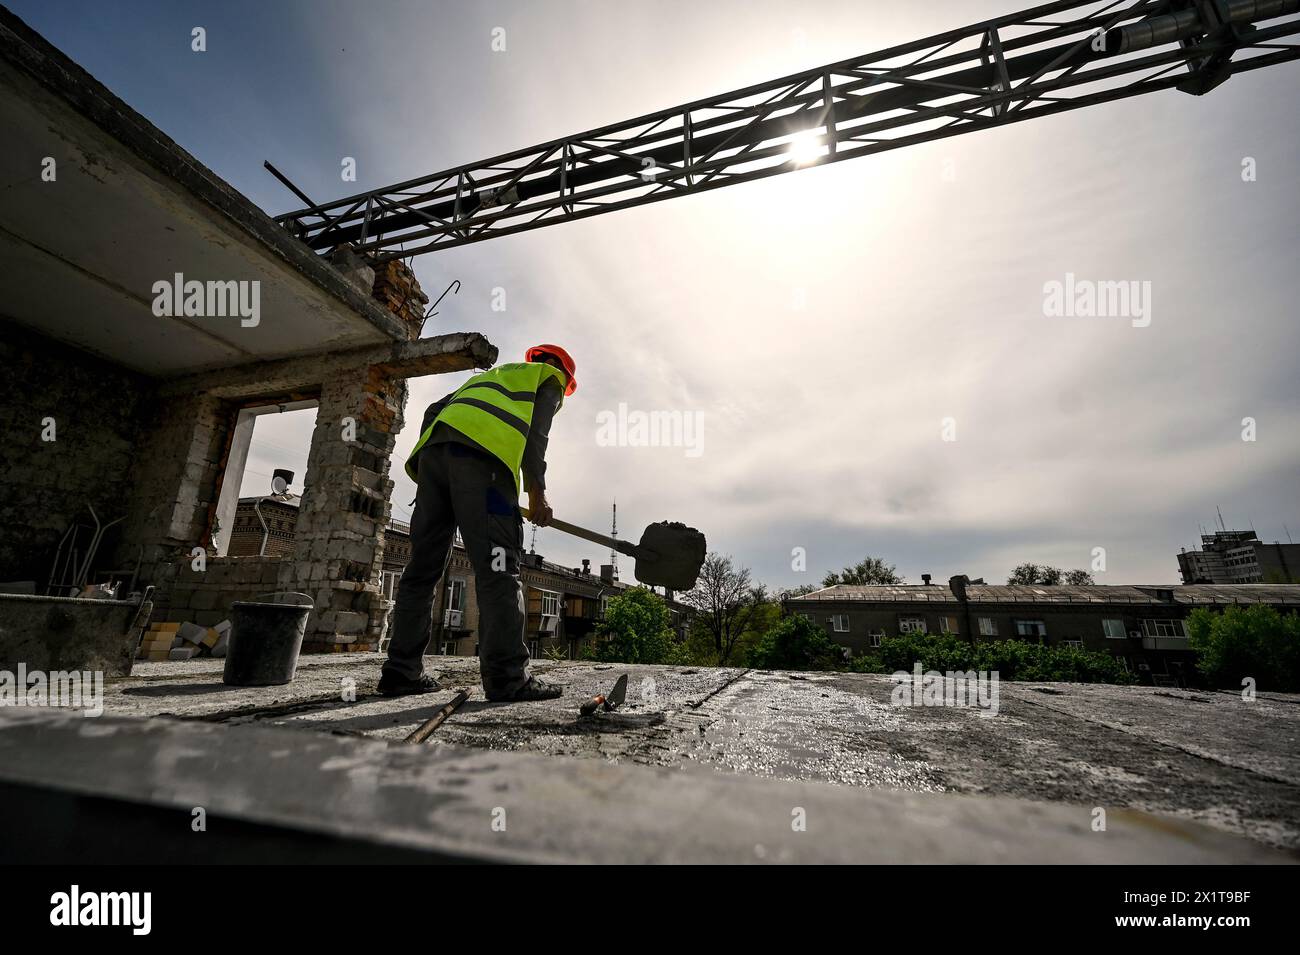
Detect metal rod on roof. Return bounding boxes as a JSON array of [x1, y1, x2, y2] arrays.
[[264, 160, 318, 211]]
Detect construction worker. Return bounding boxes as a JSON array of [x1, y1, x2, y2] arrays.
[[379, 344, 577, 702]]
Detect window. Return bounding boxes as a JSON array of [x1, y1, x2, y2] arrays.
[[869, 630, 884, 648], [1015, 620, 1047, 638], [1061, 639, 1084, 648], [382, 570, 401, 601], [978, 617, 997, 637], [215, 403, 318, 556], [800, 612, 814, 622], [439, 639, 457, 655], [539, 590, 560, 616], [528, 639, 540, 658], [937, 616, 958, 634], [447, 577, 467, 612], [832, 614, 850, 632], [899, 616, 927, 634], [1143, 619, 1186, 638], [1102, 618, 1127, 640], [599, 594, 610, 617]]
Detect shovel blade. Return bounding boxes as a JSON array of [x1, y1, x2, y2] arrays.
[[632, 521, 707, 591]]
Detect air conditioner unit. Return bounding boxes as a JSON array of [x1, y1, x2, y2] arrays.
[[443, 609, 464, 629], [540, 615, 559, 633]]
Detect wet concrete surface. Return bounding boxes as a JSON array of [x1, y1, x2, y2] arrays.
[[106, 655, 1300, 852], [5, 707, 1284, 864]]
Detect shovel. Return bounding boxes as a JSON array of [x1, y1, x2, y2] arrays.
[[523, 508, 706, 591]]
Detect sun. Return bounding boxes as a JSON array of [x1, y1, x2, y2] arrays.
[[787, 129, 827, 166]]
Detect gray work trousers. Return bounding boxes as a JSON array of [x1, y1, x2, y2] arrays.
[[384, 441, 531, 700]]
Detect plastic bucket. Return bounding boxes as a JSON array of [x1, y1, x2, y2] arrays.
[[223, 593, 313, 687]]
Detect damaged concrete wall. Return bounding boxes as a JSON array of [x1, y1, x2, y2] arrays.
[[1, 246, 491, 654], [115, 391, 230, 574], [0, 319, 150, 587], [127, 259, 478, 652]]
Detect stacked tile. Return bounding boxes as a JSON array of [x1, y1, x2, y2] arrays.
[[137, 622, 179, 660]]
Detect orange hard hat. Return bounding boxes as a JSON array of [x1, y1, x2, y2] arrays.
[[525, 343, 577, 395]]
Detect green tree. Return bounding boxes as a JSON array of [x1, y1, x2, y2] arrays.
[[776, 583, 819, 598], [684, 599, 779, 666], [749, 615, 847, 671], [680, 553, 767, 666], [822, 556, 902, 586], [1009, 563, 1058, 585], [1186, 604, 1300, 692], [1007, 564, 1092, 585], [586, 587, 686, 665]]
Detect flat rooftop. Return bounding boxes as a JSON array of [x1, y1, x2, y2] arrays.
[[2, 656, 1295, 863], [795, 583, 1300, 605]]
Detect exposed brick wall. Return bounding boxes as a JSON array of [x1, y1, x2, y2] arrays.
[[371, 259, 429, 336], [159, 557, 284, 627], [0, 321, 151, 586], [287, 368, 408, 652]]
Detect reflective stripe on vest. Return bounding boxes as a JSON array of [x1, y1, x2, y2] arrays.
[[404, 362, 567, 491]]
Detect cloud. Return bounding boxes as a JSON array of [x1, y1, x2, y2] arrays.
[[25, 0, 1294, 585]]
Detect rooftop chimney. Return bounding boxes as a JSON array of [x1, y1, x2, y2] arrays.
[[600, 564, 615, 584], [922, 573, 932, 585], [582, 559, 591, 575]]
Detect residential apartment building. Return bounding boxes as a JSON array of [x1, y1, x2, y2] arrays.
[[1177, 529, 1300, 584], [233, 497, 688, 658], [785, 576, 1300, 684]]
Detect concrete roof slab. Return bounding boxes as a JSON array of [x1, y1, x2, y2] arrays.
[[0, 704, 1287, 864], [80, 655, 1300, 856], [0, 8, 413, 377]]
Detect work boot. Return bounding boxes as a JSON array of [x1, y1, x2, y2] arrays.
[[377, 671, 441, 697], [495, 677, 563, 702]]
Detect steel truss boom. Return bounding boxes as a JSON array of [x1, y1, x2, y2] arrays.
[[275, 0, 1300, 261]]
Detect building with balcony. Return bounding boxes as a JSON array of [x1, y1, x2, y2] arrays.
[[1178, 529, 1300, 584], [785, 578, 1300, 685]]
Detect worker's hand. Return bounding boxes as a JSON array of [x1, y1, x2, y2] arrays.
[[528, 491, 553, 527]]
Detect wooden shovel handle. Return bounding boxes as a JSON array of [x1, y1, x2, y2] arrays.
[[522, 508, 638, 558]]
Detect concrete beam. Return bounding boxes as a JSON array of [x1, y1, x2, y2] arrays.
[[0, 708, 1285, 864], [158, 332, 498, 400]]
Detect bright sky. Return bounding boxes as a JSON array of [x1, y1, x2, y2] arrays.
[[17, 0, 1299, 586]]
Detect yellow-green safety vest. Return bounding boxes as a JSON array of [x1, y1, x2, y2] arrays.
[[405, 361, 567, 492]]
